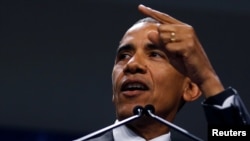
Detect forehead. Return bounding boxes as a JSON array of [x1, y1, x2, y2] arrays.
[[119, 22, 158, 45], [125, 22, 158, 36], [117, 22, 166, 53]]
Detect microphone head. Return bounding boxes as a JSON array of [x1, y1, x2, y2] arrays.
[[144, 104, 155, 115], [133, 106, 144, 116]]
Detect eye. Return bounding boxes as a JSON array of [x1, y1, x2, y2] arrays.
[[117, 52, 131, 61], [150, 51, 162, 58], [149, 50, 169, 61]]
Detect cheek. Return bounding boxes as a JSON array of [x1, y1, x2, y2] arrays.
[[152, 71, 185, 116], [111, 71, 117, 93], [111, 66, 122, 94], [153, 65, 183, 87], [152, 68, 185, 102], [111, 70, 119, 105]]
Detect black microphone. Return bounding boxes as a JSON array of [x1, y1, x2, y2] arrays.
[[73, 106, 144, 141], [144, 105, 204, 141]]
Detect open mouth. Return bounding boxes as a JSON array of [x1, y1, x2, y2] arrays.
[[121, 81, 149, 91]]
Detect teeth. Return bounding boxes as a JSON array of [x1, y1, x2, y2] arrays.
[[127, 84, 144, 89], [123, 82, 147, 91]]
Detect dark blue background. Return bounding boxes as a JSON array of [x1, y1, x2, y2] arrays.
[[1, 0, 250, 140]]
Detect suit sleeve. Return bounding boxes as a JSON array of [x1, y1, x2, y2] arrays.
[[202, 87, 250, 125]]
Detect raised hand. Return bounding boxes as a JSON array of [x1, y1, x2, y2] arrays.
[[138, 4, 224, 97]]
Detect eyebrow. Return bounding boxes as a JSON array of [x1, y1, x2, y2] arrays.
[[116, 43, 162, 54], [116, 44, 134, 54], [146, 43, 160, 50]]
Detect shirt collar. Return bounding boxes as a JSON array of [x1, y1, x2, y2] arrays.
[[113, 120, 171, 141]]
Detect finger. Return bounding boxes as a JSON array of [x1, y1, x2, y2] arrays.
[[138, 4, 183, 24], [160, 32, 181, 44], [148, 31, 161, 46]]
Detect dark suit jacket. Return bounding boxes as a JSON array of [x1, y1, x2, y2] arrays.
[[85, 87, 250, 141], [202, 87, 250, 125]]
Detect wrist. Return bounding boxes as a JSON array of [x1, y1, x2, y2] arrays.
[[199, 74, 224, 98]]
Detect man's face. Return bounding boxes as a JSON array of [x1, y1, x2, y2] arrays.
[[112, 22, 187, 121]]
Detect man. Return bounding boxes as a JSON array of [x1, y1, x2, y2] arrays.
[[84, 4, 250, 141]]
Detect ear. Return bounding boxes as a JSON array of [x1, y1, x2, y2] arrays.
[[183, 78, 202, 102]]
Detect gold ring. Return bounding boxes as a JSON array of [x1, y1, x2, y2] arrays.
[[170, 32, 176, 42]]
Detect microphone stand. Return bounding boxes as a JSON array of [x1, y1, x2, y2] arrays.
[[73, 106, 144, 141], [145, 105, 204, 141]]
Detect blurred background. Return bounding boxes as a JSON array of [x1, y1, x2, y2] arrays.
[[1, 0, 250, 140]]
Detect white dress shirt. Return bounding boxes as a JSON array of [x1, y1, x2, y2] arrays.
[[213, 95, 235, 109], [113, 122, 171, 141]]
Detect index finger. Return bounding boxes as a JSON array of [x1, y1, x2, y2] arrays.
[[138, 4, 183, 24]]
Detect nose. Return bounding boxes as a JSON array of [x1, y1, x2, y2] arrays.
[[123, 55, 147, 74]]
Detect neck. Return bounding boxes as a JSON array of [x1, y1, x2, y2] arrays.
[[126, 116, 171, 140]]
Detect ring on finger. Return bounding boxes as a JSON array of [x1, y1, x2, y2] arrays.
[[170, 32, 176, 42]]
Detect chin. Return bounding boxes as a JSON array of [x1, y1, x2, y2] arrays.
[[116, 104, 138, 120]]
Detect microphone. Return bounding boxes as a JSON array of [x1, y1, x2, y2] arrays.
[[73, 106, 144, 141], [144, 105, 204, 141]]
